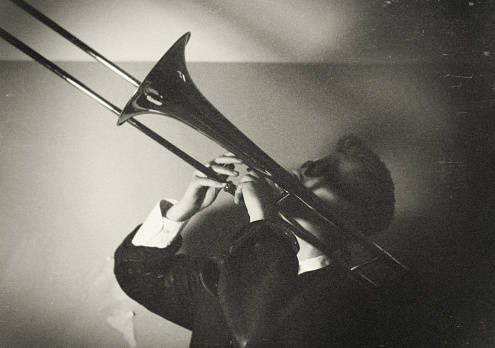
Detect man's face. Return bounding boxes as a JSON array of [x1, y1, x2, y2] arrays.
[[292, 155, 339, 205], [288, 155, 345, 246], [280, 155, 341, 226]]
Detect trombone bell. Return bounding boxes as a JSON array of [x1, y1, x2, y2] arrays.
[[118, 32, 296, 185], [118, 32, 192, 125]]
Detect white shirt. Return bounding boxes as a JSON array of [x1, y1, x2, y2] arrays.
[[132, 200, 330, 275]]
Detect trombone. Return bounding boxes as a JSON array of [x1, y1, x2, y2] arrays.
[[1, 0, 409, 290]]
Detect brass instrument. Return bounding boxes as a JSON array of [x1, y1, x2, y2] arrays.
[[1, 0, 408, 290]]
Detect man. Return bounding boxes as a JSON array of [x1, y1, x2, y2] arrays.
[[114, 135, 399, 347]]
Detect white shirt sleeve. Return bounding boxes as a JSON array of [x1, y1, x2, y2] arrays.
[[131, 199, 188, 248]]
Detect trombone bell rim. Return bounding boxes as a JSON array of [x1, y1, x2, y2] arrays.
[[117, 32, 192, 126]]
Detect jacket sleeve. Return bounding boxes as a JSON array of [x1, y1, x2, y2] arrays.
[[114, 225, 204, 330], [217, 220, 301, 347]]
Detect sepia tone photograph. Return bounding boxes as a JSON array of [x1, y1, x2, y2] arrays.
[[0, 0, 494, 347]]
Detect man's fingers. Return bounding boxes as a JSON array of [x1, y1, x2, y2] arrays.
[[214, 154, 243, 164], [193, 176, 227, 189], [193, 170, 208, 178], [246, 167, 262, 178], [210, 164, 239, 177], [240, 172, 264, 184], [215, 152, 242, 164], [204, 153, 243, 178]]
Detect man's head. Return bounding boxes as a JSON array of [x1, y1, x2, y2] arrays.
[[293, 135, 395, 236]]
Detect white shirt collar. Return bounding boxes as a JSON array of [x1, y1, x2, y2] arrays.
[[298, 254, 331, 275]]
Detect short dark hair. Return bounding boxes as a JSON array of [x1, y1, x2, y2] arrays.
[[327, 135, 395, 235]]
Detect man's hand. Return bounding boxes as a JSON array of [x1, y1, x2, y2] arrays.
[[234, 169, 278, 222], [166, 154, 242, 222]]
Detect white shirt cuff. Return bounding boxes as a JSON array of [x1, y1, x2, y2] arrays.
[[131, 199, 188, 248]]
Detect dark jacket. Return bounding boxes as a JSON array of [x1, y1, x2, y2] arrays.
[[114, 220, 408, 347]]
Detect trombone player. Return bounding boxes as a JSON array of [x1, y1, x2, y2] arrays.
[[114, 135, 408, 347]]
